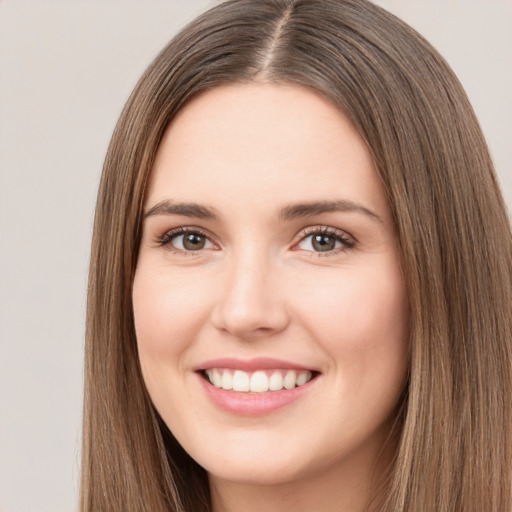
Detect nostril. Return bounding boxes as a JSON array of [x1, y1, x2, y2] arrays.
[[211, 309, 290, 340], [210, 274, 290, 338]]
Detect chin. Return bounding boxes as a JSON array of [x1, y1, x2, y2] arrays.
[[180, 427, 316, 486], [204, 456, 312, 487]]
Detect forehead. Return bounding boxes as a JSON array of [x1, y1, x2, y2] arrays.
[[146, 83, 388, 219]]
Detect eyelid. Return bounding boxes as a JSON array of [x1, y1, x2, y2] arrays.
[[156, 226, 219, 254], [293, 225, 357, 255], [154, 224, 356, 257]]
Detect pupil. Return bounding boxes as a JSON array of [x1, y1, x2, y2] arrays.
[[183, 233, 205, 250], [312, 234, 335, 252]]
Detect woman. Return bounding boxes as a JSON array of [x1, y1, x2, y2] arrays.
[[81, 1, 512, 511]]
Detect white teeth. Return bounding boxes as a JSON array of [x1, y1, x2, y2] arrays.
[[211, 368, 222, 388], [205, 369, 222, 388], [297, 370, 311, 386], [283, 370, 297, 390], [221, 370, 233, 390], [268, 371, 283, 391], [204, 368, 313, 393], [232, 370, 250, 392], [250, 371, 269, 393]]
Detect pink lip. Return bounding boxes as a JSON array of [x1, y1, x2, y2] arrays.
[[195, 357, 315, 372], [194, 357, 319, 416], [197, 375, 316, 416]]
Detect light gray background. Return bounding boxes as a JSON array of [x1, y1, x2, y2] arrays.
[[0, 1, 510, 511]]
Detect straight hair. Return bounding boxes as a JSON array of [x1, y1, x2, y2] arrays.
[[81, 1, 512, 510]]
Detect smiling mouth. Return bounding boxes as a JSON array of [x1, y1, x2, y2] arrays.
[[201, 368, 317, 393]]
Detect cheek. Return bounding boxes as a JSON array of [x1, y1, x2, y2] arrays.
[[132, 264, 211, 358], [293, 260, 408, 381], [131, 263, 213, 419]]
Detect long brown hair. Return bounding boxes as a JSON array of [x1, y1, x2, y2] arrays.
[[81, 1, 512, 510]]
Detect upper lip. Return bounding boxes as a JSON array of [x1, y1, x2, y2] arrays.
[[195, 357, 318, 373]]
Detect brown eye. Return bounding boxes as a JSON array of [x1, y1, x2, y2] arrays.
[[182, 233, 206, 250], [297, 229, 355, 255], [311, 234, 337, 252], [164, 230, 215, 252]]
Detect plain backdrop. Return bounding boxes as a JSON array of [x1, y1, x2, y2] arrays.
[[0, 1, 510, 511]]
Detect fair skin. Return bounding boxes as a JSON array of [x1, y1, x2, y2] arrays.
[[133, 83, 409, 512]]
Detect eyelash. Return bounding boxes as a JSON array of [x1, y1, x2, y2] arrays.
[[298, 226, 356, 256], [155, 226, 357, 257], [156, 227, 212, 251]]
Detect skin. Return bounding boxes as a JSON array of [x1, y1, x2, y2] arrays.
[[133, 83, 409, 512]]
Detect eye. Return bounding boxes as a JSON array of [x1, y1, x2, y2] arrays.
[[158, 227, 216, 253], [296, 228, 356, 254]]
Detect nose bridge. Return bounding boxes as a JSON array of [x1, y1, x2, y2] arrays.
[[212, 242, 289, 338]]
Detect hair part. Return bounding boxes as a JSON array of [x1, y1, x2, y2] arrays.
[[81, 1, 512, 510]]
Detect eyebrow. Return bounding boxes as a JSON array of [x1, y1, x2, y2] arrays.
[[279, 200, 383, 223], [144, 200, 220, 220], [143, 199, 382, 223]]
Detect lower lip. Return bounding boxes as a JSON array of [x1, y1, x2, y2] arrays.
[[197, 373, 316, 416]]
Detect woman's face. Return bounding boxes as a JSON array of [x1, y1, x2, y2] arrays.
[[133, 84, 408, 489]]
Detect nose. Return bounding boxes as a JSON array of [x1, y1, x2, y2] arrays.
[[211, 249, 290, 340]]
